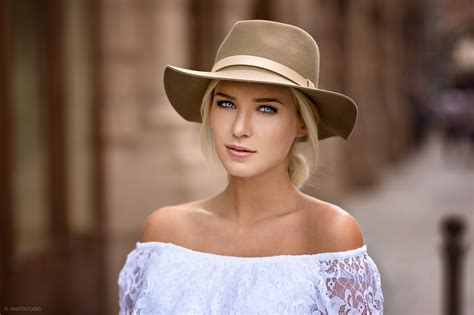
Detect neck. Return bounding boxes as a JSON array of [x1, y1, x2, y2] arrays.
[[217, 161, 304, 226]]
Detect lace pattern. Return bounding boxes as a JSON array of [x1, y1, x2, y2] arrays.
[[318, 254, 383, 313], [118, 245, 158, 313], [118, 242, 383, 314]]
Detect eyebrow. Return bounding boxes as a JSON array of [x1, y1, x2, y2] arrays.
[[214, 92, 236, 100], [253, 98, 284, 105], [214, 92, 284, 105]]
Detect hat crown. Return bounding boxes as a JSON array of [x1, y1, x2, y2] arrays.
[[214, 20, 320, 87]]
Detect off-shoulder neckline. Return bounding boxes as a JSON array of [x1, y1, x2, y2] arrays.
[[135, 241, 367, 262]]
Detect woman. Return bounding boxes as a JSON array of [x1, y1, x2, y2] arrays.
[[119, 20, 384, 314]]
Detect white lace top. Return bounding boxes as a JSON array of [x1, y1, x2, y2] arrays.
[[118, 242, 383, 314]]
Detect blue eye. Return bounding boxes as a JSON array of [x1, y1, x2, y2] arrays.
[[259, 105, 277, 114], [217, 100, 235, 109]]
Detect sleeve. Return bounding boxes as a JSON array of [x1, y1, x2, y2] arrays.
[[118, 245, 155, 315], [318, 253, 384, 314]]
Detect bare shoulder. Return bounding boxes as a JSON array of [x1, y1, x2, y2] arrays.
[[139, 200, 204, 243], [301, 196, 364, 253]]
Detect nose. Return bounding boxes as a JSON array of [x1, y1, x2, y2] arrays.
[[232, 109, 252, 138]]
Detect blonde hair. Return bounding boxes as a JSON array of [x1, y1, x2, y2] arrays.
[[199, 80, 320, 188]]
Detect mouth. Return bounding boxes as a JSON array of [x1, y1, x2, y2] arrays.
[[225, 145, 257, 158]]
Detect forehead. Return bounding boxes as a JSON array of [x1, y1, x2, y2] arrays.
[[214, 81, 294, 101]]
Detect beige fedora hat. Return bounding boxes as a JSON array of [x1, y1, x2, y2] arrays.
[[164, 20, 358, 140]]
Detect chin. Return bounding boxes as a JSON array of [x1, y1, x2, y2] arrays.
[[222, 164, 257, 178], [222, 160, 279, 179]]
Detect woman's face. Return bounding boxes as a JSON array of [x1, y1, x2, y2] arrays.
[[210, 81, 307, 178]]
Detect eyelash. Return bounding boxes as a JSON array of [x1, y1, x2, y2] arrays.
[[216, 100, 234, 109], [216, 100, 278, 114], [259, 105, 278, 114]]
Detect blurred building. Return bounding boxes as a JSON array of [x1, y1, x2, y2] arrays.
[[1, 0, 470, 314], [438, 0, 474, 85]]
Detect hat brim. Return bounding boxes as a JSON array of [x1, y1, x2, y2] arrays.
[[164, 65, 358, 140]]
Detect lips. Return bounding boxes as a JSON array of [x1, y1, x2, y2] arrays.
[[225, 144, 257, 158], [225, 144, 257, 153]]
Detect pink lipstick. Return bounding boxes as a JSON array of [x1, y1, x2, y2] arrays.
[[225, 144, 257, 158]]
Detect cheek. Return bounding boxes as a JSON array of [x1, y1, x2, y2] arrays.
[[257, 115, 297, 141], [210, 107, 223, 137], [256, 117, 297, 158]]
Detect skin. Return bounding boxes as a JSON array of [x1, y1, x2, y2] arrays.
[[209, 81, 307, 225], [141, 81, 363, 257]]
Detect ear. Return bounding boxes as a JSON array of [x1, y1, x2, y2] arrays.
[[295, 120, 308, 138]]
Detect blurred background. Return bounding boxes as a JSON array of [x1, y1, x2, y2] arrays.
[[0, 0, 473, 314]]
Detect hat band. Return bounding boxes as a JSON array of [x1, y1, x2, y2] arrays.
[[212, 55, 315, 88]]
